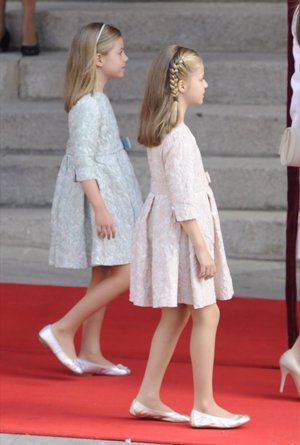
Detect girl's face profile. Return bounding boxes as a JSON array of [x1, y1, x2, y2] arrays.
[[98, 37, 128, 79], [181, 64, 208, 106]]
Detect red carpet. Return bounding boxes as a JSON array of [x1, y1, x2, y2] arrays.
[[0, 283, 299, 445]]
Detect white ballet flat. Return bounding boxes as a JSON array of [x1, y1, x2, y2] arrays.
[[279, 349, 300, 395], [129, 399, 190, 423], [38, 324, 83, 375], [190, 409, 250, 429], [76, 358, 131, 376]]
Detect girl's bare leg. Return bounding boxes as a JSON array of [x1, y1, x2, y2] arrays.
[[190, 304, 235, 417], [136, 305, 190, 411], [52, 263, 129, 360], [0, 0, 6, 38], [79, 266, 115, 366], [21, 0, 37, 45]]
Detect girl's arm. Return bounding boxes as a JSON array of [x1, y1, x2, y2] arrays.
[[80, 179, 105, 210], [163, 132, 216, 280], [81, 180, 116, 240], [180, 219, 216, 280], [69, 96, 115, 239]]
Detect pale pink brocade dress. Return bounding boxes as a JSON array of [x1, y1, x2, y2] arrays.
[[130, 122, 234, 309]]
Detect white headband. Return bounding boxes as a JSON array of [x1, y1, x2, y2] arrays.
[[96, 24, 106, 43]]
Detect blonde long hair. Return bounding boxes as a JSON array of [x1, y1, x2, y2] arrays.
[[137, 45, 203, 148], [64, 22, 121, 112]]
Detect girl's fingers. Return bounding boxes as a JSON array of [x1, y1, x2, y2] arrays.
[[199, 266, 206, 278], [105, 224, 111, 239], [205, 268, 211, 280], [108, 224, 116, 240], [108, 225, 115, 240], [200, 265, 216, 280], [98, 223, 116, 240], [199, 262, 217, 280], [100, 225, 107, 238]]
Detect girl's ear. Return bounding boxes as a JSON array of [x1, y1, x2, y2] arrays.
[[96, 52, 104, 68], [177, 79, 186, 94]]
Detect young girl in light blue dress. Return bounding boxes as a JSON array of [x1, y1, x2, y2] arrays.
[[39, 22, 143, 376]]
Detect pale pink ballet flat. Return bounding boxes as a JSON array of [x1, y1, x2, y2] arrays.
[[38, 324, 83, 375], [77, 358, 131, 376], [279, 349, 300, 395], [129, 399, 190, 422], [190, 409, 250, 429]]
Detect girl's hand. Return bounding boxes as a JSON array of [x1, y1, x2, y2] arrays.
[[195, 246, 216, 280], [94, 206, 116, 240]]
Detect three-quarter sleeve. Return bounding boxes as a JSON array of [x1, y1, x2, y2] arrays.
[[290, 6, 300, 129], [68, 96, 101, 182], [162, 129, 198, 222]]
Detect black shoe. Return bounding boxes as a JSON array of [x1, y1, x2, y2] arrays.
[[0, 29, 11, 52], [21, 42, 40, 56]]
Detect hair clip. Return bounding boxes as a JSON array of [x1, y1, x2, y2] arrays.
[[96, 23, 106, 43]]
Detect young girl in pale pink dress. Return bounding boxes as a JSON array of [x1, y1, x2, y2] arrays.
[[129, 45, 250, 429]]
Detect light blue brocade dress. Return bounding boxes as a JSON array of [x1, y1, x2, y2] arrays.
[[49, 92, 143, 268]]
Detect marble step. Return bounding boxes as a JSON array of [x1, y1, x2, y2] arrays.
[[0, 153, 286, 210], [0, 100, 285, 157], [0, 207, 286, 261], [0, 51, 286, 105], [5, 1, 286, 52]]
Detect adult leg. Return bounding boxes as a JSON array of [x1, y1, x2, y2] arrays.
[[279, 334, 300, 393], [52, 263, 130, 360], [190, 304, 235, 417], [21, 0, 37, 45], [136, 305, 190, 412]]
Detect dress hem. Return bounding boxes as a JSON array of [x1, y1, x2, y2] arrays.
[[49, 260, 130, 269], [129, 294, 234, 310]]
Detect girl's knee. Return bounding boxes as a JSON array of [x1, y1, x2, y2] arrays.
[[181, 304, 191, 324], [111, 264, 129, 280], [177, 305, 190, 328], [110, 264, 130, 290], [161, 305, 190, 329], [91, 265, 111, 283], [192, 303, 220, 326]]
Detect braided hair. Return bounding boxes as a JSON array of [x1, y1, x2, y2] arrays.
[[167, 51, 187, 131], [138, 45, 203, 147], [168, 56, 186, 101]]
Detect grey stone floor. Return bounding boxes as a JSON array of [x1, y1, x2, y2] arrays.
[[1, 245, 299, 445], [1, 245, 299, 299]]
